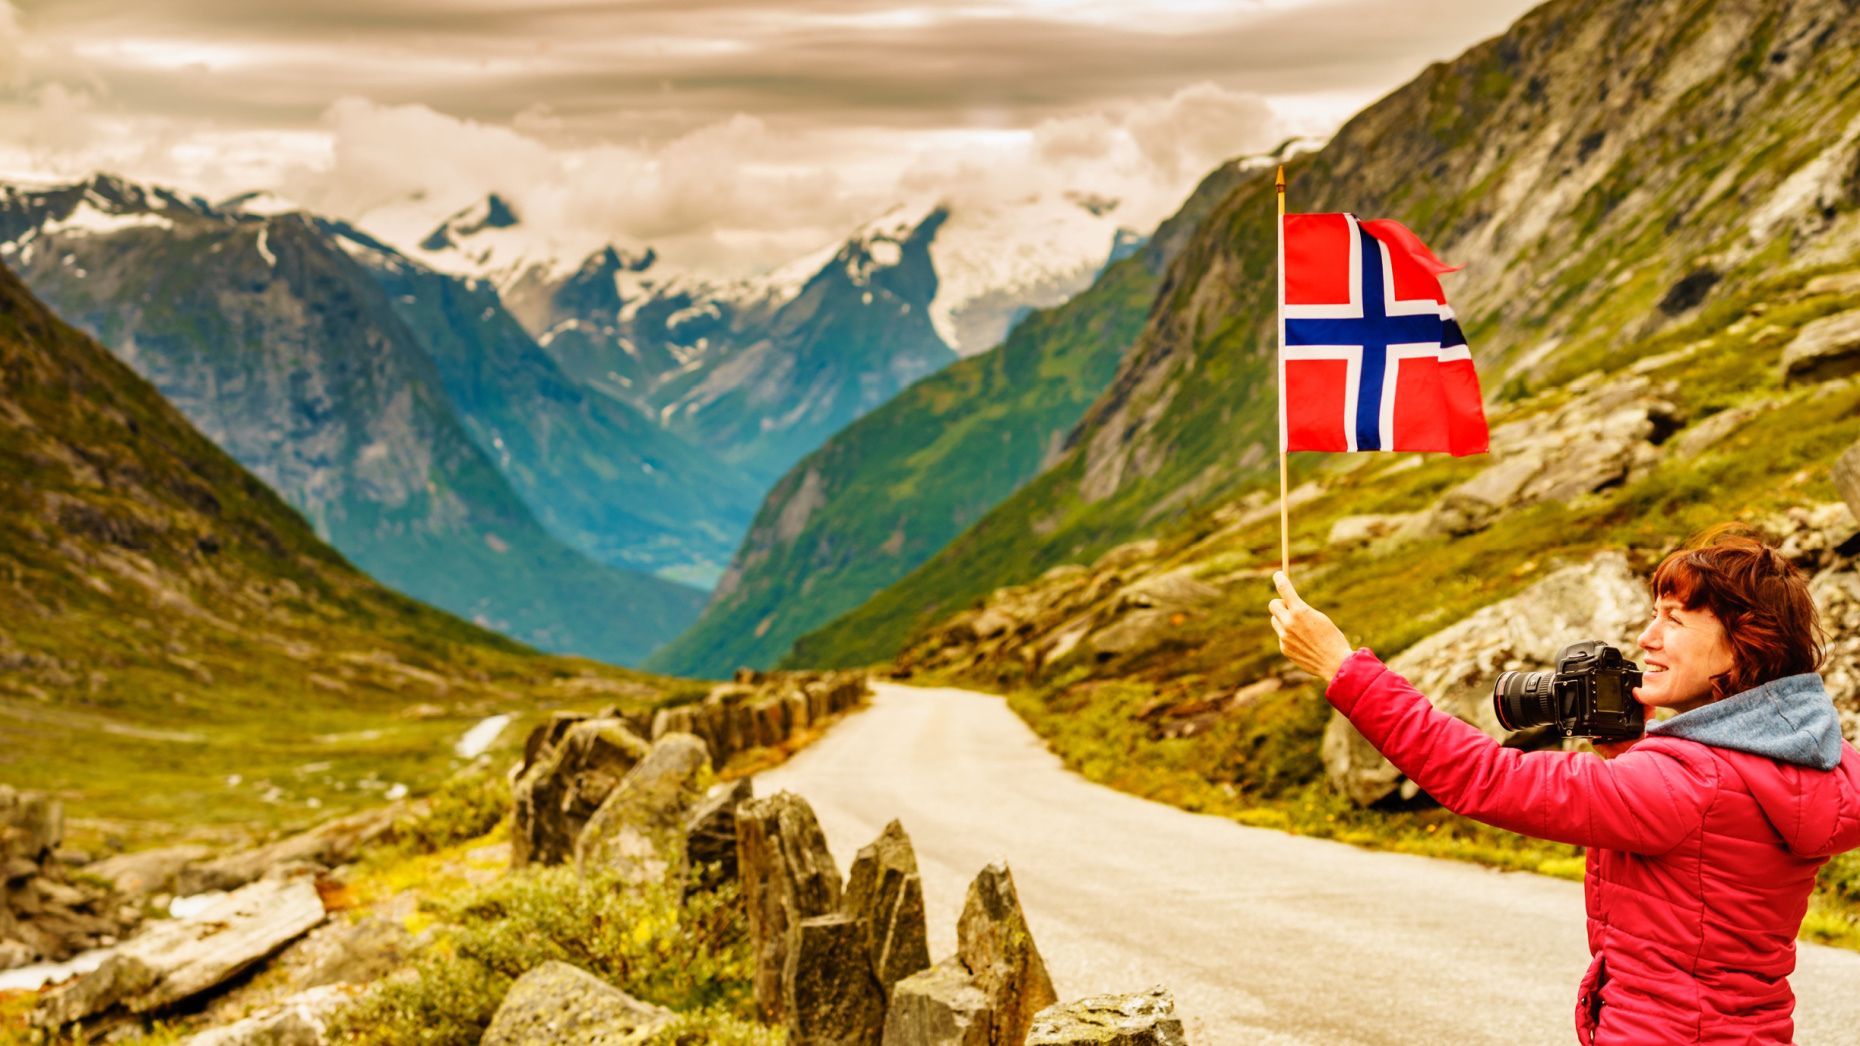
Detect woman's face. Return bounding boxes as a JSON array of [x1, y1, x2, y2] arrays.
[[1633, 597, 1736, 714]]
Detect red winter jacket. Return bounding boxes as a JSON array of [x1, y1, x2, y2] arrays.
[[1327, 649, 1860, 1044]]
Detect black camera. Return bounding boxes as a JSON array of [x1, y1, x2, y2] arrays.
[[1492, 640, 1644, 743]]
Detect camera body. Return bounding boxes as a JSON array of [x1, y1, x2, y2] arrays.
[[1492, 640, 1644, 743]]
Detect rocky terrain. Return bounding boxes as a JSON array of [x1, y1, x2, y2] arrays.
[[1, 670, 1191, 1045], [793, 0, 1860, 670]]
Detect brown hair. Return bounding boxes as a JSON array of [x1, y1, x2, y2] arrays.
[[1649, 523, 1826, 701]]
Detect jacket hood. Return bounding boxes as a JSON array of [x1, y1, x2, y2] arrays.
[[1647, 672, 1842, 770], [1648, 672, 1860, 858]]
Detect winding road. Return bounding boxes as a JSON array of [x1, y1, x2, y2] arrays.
[[762, 681, 1860, 1044]]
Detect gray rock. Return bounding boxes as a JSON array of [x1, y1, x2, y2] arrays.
[[481, 960, 673, 1046], [1667, 404, 1763, 459], [511, 717, 651, 867], [789, 914, 888, 1045], [574, 733, 711, 886], [1323, 552, 1649, 806], [36, 878, 326, 1028], [0, 787, 63, 864], [1811, 567, 1860, 739], [845, 821, 932, 999], [0, 938, 35, 971], [1782, 310, 1860, 385], [1427, 377, 1680, 535], [183, 984, 355, 1046], [883, 958, 992, 1046], [685, 777, 753, 889], [82, 845, 214, 899], [737, 792, 844, 1026], [1327, 514, 1422, 549], [1837, 441, 1860, 527], [176, 806, 399, 895], [956, 863, 1057, 1046], [1026, 987, 1188, 1046]]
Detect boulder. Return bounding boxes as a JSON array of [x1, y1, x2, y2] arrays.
[[788, 914, 888, 1045], [511, 717, 651, 867], [0, 788, 63, 864], [1323, 552, 1649, 806], [883, 958, 993, 1046], [1326, 514, 1422, 550], [183, 983, 355, 1046], [736, 792, 843, 1025], [82, 845, 213, 898], [685, 777, 753, 889], [1811, 567, 1860, 739], [36, 877, 326, 1028], [481, 960, 673, 1046], [844, 821, 931, 998], [1837, 441, 1860, 527], [176, 806, 400, 895], [1666, 404, 1765, 460], [575, 733, 711, 886], [956, 863, 1057, 1046], [1781, 310, 1860, 385], [1026, 987, 1188, 1046]]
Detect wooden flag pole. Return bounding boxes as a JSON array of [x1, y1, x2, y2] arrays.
[[1276, 164, 1289, 578]]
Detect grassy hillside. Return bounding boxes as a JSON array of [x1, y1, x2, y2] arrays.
[[789, 0, 1860, 669], [0, 261, 702, 846]]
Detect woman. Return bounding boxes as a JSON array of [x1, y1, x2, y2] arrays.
[[1268, 526, 1860, 1044]]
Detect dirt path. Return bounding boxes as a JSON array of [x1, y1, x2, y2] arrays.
[[762, 681, 1860, 1044]]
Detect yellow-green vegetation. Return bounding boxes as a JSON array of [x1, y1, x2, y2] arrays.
[[327, 865, 767, 1046], [905, 262, 1860, 948]]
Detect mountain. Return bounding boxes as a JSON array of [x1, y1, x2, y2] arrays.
[[0, 176, 703, 664], [788, 0, 1860, 669], [0, 260, 685, 830], [307, 218, 761, 586], [644, 157, 1260, 677], [420, 191, 1139, 487]]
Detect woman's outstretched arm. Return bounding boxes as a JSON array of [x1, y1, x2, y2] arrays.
[[1270, 572, 1713, 854]]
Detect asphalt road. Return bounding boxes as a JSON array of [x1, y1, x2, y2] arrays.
[[761, 681, 1860, 1044]]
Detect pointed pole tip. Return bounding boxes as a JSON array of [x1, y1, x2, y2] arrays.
[[1275, 165, 1286, 191]]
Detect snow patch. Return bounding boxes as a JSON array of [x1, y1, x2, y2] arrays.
[[254, 226, 276, 268], [40, 200, 174, 238]]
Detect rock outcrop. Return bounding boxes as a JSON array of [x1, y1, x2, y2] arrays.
[[511, 716, 652, 867], [1781, 310, 1860, 385], [844, 820, 932, 998], [1026, 988, 1188, 1046], [481, 960, 673, 1046], [1323, 552, 1649, 806], [575, 733, 712, 886], [1837, 440, 1860, 525], [182, 983, 356, 1046], [2, 787, 140, 971], [885, 862, 1056, 1046], [736, 792, 846, 1029], [1426, 376, 1682, 537]]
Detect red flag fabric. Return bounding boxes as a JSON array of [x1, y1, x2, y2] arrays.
[[1279, 212, 1488, 456]]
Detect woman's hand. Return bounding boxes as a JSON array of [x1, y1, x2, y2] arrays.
[[1268, 571, 1356, 683]]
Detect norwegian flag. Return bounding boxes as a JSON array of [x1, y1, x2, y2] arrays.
[[1279, 212, 1488, 456]]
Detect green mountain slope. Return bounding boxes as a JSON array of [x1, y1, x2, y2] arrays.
[[0, 262, 693, 837], [790, 0, 1860, 669], [646, 160, 1253, 678]]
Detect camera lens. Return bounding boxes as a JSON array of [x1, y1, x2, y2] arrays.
[[1493, 670, 1559, 731]]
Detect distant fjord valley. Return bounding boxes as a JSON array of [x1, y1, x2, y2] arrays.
[[0, 172, 1146, 668]]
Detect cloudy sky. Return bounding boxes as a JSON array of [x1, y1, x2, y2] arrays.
[[0, 0, 1542, 276]]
